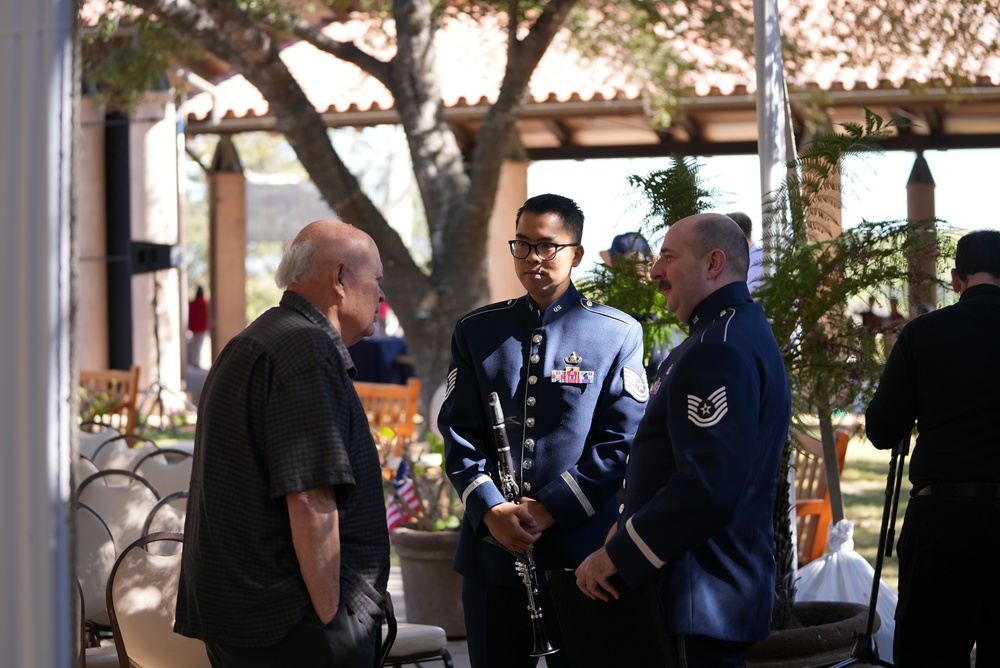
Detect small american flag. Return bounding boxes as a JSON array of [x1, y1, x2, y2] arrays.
[[386, 459, 420, 533]]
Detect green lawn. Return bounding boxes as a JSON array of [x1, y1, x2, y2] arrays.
[[839, 436, 910, 593]]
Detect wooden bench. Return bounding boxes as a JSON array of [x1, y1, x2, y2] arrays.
[[794, 429, 851, 567]]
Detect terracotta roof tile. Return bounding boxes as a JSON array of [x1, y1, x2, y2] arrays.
[[181, 11, 1000, 126]]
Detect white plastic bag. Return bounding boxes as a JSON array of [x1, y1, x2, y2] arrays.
[[796, 519, 897, 662]]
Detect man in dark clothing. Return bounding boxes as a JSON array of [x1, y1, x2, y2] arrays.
[[865, 229, 1000, 666], [576, 213, 791, 667], [175, 220, 390, 668]]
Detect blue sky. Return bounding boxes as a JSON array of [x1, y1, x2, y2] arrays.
[[528, 148, 1000, 277]]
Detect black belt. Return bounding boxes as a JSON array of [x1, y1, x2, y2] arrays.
[[914, 483, 1000, 499]]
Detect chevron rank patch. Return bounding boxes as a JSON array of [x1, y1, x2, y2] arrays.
[[687, 386, 728, 427], [444, 368, 457, 400], [622, 366, 649, 402]]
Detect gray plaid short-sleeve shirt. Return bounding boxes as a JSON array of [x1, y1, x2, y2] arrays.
[[175, 291, 390, 646]]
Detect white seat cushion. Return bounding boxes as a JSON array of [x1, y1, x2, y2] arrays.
[[389, 622, 447, 657]]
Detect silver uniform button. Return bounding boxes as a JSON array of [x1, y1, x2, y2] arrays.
[[528, 375, 537, 385], [522, 459, 533, 470], [523, 482, 532, 492], [622, 479, 626, 488], [525, 417, 535, 428], [619, 504, 625, 514], [530, 354, 540, 364], [524, 438, 535, 449], [526, 397, 536, 406], [532, 334, 543, 344], [626, 454, 630, 464]]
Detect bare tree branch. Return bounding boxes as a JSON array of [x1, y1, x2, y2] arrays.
[[291, 19, 392, 87]]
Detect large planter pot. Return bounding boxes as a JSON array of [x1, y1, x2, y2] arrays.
[[392, 527, 466, 638], [746, 601, 878, 668]]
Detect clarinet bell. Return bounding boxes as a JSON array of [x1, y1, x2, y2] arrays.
[[530, 619, 558, 657]]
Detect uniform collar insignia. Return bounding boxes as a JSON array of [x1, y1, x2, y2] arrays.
[[564, 351, 582, 365]]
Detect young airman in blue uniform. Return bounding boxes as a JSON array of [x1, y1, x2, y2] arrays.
[[438, 194, 648, 667], [577, 213, 790, 667]]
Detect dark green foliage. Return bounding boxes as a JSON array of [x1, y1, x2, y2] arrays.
[[82, 9, 198, 110], [626, 156, 718, 227]]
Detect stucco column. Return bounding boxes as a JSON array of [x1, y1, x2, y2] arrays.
[[130, 91, 183, 402], [487, 160, 528, 302], [208, 136, 247, 360], [906, 152, 937, 316], [79, 98, 110, 370]]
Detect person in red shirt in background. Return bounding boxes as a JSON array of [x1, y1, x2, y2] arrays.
[[188, 285, 209, 369]]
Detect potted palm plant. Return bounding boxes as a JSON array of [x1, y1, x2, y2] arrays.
[[580, 111, 952, 663]]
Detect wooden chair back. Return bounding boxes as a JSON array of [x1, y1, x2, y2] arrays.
[[79, 367, 141, 435], [354, 377, 422, 450], [794, 429, 851, 566]]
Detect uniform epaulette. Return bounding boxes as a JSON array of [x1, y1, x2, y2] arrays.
[[458, 297, 520, 324], [696, 307, 738, 344], [579, 298, 634, 326]]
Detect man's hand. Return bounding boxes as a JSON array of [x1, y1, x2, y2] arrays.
[[575, 547, 620, 602], [521, 498, 555, 532], [482, 502, 541, 553]]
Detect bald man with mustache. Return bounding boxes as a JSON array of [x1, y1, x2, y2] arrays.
[[577, 214, 791, 667]]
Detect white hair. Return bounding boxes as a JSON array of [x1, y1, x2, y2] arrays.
[[274, 237, 319, 289]]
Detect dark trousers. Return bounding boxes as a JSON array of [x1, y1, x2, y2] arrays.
[[462, 577, 569, 668], [205, 606, 375, 668], [676, 634, 754, 668], [893, 494, 1000, 667]]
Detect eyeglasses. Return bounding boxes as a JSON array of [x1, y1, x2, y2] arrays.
[[508, 240, 580, 260]]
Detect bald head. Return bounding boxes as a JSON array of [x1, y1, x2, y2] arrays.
[[684, 213, 750, 282], [650, 213, 752, 323], [276, 220, 370, 289], [276, 220, 384, 344]]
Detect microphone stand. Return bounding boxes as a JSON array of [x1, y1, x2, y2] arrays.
[[830, 436, 909, 667]]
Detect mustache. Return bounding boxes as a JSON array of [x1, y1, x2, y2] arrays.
[[657, 280, 670, 291]]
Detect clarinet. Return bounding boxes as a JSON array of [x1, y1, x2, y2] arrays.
[[486, 392, 558, 657]]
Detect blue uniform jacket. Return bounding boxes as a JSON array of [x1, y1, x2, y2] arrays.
[[606, 281, 790, 642], [438, 283, 648, 587]]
